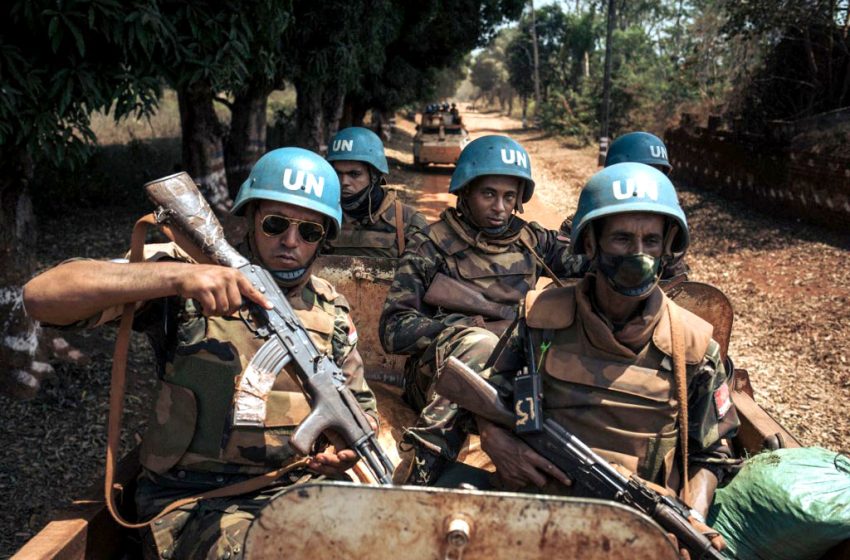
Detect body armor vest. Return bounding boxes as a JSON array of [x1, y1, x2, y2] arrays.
[[139, 276, 340, 475], [329, 188, 407, 258], [428, 210, 539, 305], [524, 283, 713, 490]]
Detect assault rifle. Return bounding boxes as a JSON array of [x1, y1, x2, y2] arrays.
[[435, 356, 728, 560], [144, 172, 395, 484], [423, 272, 517, 322]]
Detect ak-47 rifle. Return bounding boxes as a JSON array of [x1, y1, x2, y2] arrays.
[[423, 272, 517, 322], [144, 172, 395, 484], [435, 356, 729, 560]]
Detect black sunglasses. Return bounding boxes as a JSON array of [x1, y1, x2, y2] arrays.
[[260, 214, 326, 243]]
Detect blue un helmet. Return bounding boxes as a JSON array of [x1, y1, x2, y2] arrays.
[[232, 147, 342, 239], [604, 131, 671, 174], [326, 126, 389, 175], [449, 135, 535, 203], [571, 162, 688, 255]]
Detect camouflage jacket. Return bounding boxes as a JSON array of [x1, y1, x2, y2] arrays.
[[326, 187, 429, 259], [379, 208, 587, 356], [487, 275, 740, 491], [66, 243, 376, 475]]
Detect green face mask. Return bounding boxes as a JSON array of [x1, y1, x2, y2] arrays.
[[596, 251, 662, 297]]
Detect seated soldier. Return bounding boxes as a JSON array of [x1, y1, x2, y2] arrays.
[[478, 163, 739, 545], [379, 134, 587, 485], [23, 148, 378, 560], [326, 126, 428, 258]]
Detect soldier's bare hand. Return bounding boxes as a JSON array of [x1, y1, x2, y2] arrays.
[[171, 264, 271, 316], [478, 417, 572, 490], [306, 429, 364, 477]]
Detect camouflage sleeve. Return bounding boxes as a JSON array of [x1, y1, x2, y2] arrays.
[[378, 232, 451, 355], [404, 208, 430, 238], [527, 221, 589, 279], [331, 294, 377, 417], [687, 340, 741, 481]]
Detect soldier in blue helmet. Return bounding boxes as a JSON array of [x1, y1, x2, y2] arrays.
[[477, 162, 737, 554], [326, 126, 428, 258], [563, 131, 687, 284], [23, 148, 378, 559], [379, 134, 589, 485], [605, 131, 672, 174]]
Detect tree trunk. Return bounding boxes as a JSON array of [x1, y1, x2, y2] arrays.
[[351, 102, 368, 127], [177, 81, 231, 213], [323, 87, 346, 147], [295, 79, 325, 152], [226, 82, 271, 198], [0, 151, 43, 399]]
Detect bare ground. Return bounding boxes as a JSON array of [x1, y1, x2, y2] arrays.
[[2, 109, 849, 556]]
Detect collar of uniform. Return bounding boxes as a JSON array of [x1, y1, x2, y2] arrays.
[[439, 207, 529, 254], [576, 275, 664, 357]]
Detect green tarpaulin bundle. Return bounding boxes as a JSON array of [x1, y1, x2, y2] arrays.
[[708, 447, 850, 560]]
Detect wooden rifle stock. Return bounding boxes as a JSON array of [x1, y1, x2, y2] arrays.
[[434, 357, 515, 427], [424, 273, 517, 322]]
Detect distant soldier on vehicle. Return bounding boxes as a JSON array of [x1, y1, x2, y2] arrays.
[[326, 126, 428, 258], [562, 131, 687, 282], [23, 148, 378, 559], [478, 163, 738, 547], [379, 135, 588, 485]]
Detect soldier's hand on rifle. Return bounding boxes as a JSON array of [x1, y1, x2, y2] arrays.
[[172, 264, 272, 316], [478, 417, 572, 491], [306, 415, 379, 477]]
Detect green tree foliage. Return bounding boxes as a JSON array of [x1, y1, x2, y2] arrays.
[[0, 0, 172, 398], [0, 1, 167, 168], [720, 0, 850, 124], [341, 0, 525, 129]]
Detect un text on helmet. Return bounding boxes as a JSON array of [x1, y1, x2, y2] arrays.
[[612, 177, 658, 201], [500, 148, 528, 168], [332, 139, 354, 152], [649, 145, 668, 160], [282, 168, 325, 197]]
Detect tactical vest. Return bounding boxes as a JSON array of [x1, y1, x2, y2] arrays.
[[428, 210, 539, 305], [524, 283, 713, 490], [329, 188, 407, 258], [139, 276, 341, 475]]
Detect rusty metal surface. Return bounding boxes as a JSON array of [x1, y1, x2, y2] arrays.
[[666, 124, 850, 233], [666, 281, 734, 361], [313, 255, 405, 384], [244, 483, 681, 560]]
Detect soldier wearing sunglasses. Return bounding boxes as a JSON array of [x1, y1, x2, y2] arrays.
[[326, 126, 428, 258], [23, 148, 378, 559]]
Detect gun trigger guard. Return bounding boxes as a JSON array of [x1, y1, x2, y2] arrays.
[[238, 306, 269, 338]]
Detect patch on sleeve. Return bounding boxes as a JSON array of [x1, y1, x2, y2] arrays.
[[346, 314, 358, 345], [714, 383, 731, 418]]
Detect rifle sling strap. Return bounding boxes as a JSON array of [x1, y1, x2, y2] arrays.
[[518, 233, 566, 288], [104, 214, 309, 530], [394, 198, 405, 255], [668, 301, 691, 505]]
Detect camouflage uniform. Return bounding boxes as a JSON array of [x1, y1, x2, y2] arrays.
[[69, 242, 375, 559], [326, 187, 429, 259], [379, 208, 586, 481], [486, 274, 740, 495]]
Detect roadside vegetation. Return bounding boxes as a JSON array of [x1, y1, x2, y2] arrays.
[[467, 1, 850, 143]]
